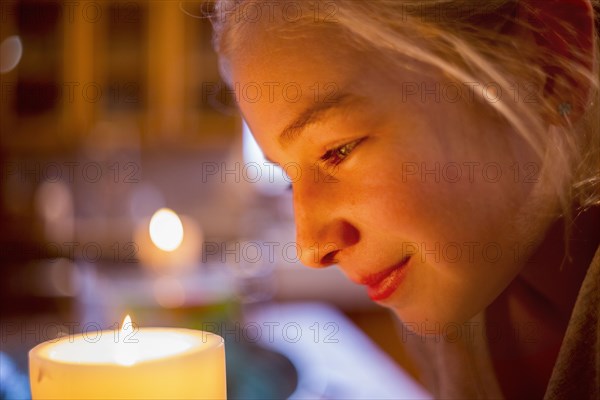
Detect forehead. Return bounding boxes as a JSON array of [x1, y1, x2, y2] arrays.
[[228, 25, 363, 134], [224, 19, 444, 157]]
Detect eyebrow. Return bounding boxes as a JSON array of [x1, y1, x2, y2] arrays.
[[278, 92, 362, 147]]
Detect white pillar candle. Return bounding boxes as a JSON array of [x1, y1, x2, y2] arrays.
[[29, 317, 226, 399]]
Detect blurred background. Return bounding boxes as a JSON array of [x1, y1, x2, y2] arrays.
[[0, 1, 424, 399]]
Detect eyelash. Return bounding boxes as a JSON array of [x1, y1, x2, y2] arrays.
[[286, 138, 365, 192], [320, 138, 364, 166]]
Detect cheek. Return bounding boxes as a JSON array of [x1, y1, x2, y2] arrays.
[[351, 162, 461, 244], [348, 132, 523, 249]]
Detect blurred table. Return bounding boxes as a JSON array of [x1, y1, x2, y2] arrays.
[[246, 301, 431, 399]]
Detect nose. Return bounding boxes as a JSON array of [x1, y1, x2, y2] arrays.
[[292, 179, 360, 268]]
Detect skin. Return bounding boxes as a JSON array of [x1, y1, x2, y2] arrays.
[[224, 6, 596, 397], [229, 26, 556, 329]]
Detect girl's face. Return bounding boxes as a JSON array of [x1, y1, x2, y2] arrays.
[[228, 29, 554, 331]]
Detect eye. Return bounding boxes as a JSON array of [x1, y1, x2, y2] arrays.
[[320, 138, 365, 166]]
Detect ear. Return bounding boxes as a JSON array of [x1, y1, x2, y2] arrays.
[[522, 0, 596, 124]]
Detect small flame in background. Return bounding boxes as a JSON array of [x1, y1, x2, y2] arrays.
[[149, 208, 184, 252]]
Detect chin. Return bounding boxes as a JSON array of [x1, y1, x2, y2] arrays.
[[390, 303, 483, 338]]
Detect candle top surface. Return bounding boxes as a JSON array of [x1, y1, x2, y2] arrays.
[[31, 328, 223, 366]]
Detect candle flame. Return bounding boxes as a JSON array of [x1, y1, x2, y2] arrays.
[[149, 208, 184, 252], [116, 314, 136, 366], [122, 315, 133, 334]]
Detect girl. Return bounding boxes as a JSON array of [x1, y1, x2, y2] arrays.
[[210, 1, 599, 398]]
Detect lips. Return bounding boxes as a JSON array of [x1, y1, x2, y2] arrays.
[[360, 256, 411, 301]]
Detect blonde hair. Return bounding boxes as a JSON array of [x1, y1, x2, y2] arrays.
[[210, 0, 600, 218]]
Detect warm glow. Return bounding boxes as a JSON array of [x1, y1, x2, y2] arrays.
[[149, 208, 184, 252], [122, 315, 133, 333], [30, 318, 227, 398], [114, 314, 137, 366], [116, 314, 136, 366]]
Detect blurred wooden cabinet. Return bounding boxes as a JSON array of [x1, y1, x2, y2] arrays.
[[0, 0, 239, 153]]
